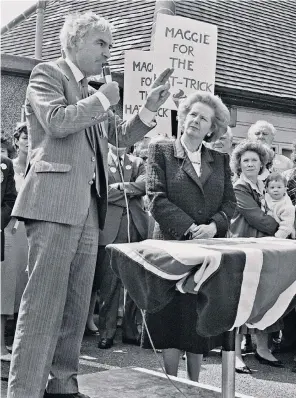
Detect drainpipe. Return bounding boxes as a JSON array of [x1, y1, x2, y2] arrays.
[[35, 0, 47, 59], [150, 0, 176, 50]]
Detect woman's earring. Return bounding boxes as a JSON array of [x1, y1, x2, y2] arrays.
[[206, 132, 213, 138]]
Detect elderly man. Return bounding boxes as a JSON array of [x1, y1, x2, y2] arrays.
[[210, 126, 233, 155], [247, 120, 293, 174], [8, 11, 172, 398]]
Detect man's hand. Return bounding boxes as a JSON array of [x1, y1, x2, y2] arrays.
[[191, 222, 217, 239], [145, 68, 174, 112], [99, 82, 120, 106]]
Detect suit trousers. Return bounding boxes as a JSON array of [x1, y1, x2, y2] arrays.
[[97, 214, 141, 341], [8, 192, 99, 398]]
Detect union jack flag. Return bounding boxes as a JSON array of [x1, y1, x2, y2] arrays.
[[107, 238, 296, 337]]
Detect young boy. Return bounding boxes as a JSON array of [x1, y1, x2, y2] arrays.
[[265, 172, 296, 238]]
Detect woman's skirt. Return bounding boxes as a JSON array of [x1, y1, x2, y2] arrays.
[[141, 291, 223, 354]]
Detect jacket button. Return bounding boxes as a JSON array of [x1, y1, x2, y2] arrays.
[[88, 180, 94, 185], [198, 210, 202, 215], [91, 157, 95, 162]]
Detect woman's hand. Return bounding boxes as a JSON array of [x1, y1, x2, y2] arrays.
[[191, 222, 217, 239]]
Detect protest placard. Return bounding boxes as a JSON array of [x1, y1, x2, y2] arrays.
[[153, 14, 218, 110], [123, 49, 172, 137]]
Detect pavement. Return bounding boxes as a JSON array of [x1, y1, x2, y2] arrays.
[[2, 327, 296, 398]]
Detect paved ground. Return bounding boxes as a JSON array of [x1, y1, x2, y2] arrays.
[[2, 327, 296, 398]]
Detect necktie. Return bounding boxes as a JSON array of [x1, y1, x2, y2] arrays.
[[81, 78, 106, 196], [80, 77, 89, 99], [80, 78, 103, 142], [120, 156, 124, 168]]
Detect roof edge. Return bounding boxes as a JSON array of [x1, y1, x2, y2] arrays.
[[216, 85, 296, 114], [1, 1, 38, 35]]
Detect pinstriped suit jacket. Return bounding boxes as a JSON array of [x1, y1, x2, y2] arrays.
[[12, 58, 153, 228]]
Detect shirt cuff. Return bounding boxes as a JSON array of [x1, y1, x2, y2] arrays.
[[94, 92, 110, 111], [138, 106, 157, 127]]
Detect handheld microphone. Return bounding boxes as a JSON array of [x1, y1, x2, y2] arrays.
[[102, 62, 112, 83]]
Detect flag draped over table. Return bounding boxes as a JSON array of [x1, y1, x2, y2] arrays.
[[106, 238, 296, 337]]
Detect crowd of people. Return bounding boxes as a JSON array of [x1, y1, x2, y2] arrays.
[[1, 10, 296, 398]]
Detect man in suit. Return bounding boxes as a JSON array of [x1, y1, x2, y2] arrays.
[[95, 144, 148, 349], [8, 11, 172, 398]]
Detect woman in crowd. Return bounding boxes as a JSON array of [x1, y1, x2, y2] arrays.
[[1, 149, 17, 361], [229, 140, 283, 373], [0, 123, 29, 361], [143, 91, 236, 381]]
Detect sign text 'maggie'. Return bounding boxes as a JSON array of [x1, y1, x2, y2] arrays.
[[153, 14, 218, 110]]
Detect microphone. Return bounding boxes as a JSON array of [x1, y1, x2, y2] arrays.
[[102, 63, 112, 83]]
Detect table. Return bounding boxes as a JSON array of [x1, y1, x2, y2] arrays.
[[107, 237, 296, 397]]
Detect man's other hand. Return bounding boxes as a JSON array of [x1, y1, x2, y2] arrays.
[[99, 82, 120, 106], [145, 68, 174, 112]]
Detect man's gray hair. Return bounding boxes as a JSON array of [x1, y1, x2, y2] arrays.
[[60, 11, 113, 52], [247, 120, 276, 139]]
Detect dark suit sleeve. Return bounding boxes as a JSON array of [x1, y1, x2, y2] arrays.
[[119, 159, 146, 197], [210, 154, 237, 237], [108, 158, 146, 207], [1, 160, 17, 230], [147, 142, 195, 238], [234, 183, 279, 235]]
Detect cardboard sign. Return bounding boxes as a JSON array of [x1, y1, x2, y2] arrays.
[[123, 49, 172, 137], [153, 14, 218, 110]]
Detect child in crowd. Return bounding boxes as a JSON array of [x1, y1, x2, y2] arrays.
[[265, 172, 296, 239]]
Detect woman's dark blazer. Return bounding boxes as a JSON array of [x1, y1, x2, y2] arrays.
[[147, 138, 236, 240]]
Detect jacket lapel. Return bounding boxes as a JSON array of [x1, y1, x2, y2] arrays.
[[56, 58, 81, 101], [174, 138, 203, 191], [108, 153, 120, 183], [56, 58, 95, 150], [200, 146, 214, 186]]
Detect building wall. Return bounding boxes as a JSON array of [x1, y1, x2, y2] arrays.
[[1, 74, 28, 134], [232, 107, 296, 158]]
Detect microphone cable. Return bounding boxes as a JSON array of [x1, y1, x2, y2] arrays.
[[102, 62, 131, 244]]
